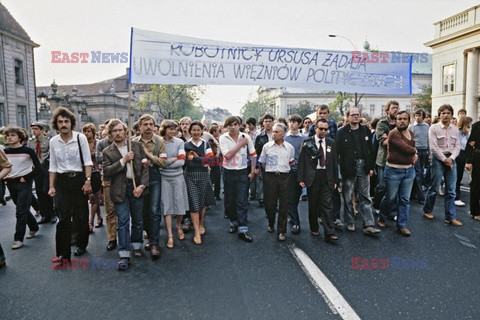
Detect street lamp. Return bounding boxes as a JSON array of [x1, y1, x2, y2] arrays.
[[328, 34, 358, 51], [328, 34, 363, 107]]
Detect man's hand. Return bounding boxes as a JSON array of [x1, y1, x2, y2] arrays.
[[169, 157, 178, 163], [123, 151, 134, 163], [299, 182, 306, 188], [133, 186, 144, 198], [444, 157, 453, 169], [255, 168, 260, 176], [48, 187, 56, 197], [466, 163, 473, 171], [369, 170, 374, 177], [238, 138, 248, 147], [248, 171, 255, 181], [20, 177, 26, 183], [82, 181, 92, 195], [412, 154, 419, 165], [143, 147, 154, 160]]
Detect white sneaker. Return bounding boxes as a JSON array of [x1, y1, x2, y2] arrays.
[[26, 231, 37, 239], [438, 188, 444, 196], [454, 200, 466, 207], [12, 241, 23, 250]]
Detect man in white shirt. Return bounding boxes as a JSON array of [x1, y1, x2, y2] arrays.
[[259, 123, 295, 241], [48, 107, 93, 264], [219, 116, 257, 243]]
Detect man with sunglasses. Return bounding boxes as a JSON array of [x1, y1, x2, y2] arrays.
[[336, 107, 381, 236]]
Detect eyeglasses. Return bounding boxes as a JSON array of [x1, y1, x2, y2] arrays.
[[349, 114, 360, 117], [317, 128, 328, 131]]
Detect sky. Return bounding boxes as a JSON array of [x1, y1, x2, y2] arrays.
[[2, 0, 478, 115]]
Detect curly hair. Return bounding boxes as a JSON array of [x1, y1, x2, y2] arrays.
[[51, 107, 76, 131]]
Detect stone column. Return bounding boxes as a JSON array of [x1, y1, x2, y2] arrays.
[[465, 49, 479, 120]]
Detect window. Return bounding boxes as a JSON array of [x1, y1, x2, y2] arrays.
[[370, 104, 375, 117], [443, 64, 455, 93], [0, 103, 4, 127], [405, 104, 411, 112], [17, 105, 27, 128], [14, 59, 24, 85], [287, 104, 293, 116]]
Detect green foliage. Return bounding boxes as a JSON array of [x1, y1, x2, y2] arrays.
[[413, 84, 432, 114], [240, 96, 274, 120], [290, 100, 314, 118], [329, 92, 353, 116], [137, 84, 204, 120]]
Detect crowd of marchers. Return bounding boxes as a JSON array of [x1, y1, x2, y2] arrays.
[[0, 100, 479, 270]]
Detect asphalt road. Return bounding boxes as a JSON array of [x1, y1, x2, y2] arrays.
[[0, 190, 479, 320]]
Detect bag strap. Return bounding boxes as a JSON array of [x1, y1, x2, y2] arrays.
[[153, 136, 160, 156], [77, 133, 85, 172]]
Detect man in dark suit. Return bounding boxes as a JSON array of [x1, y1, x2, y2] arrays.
[[298, 119, 339, 243], [102, 119, 149, 270]]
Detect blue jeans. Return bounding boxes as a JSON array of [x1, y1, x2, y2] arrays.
[[223, 168, 249, 233], [380, 166, 415, 229], [342, 159, 375, 227], [148, 177, 162, 246], [6, 179, 39, 242], [423, 157, 457, 220], [114, 180, 144, 258]]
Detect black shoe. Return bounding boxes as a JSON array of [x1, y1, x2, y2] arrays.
[[106, 240, 117, 251], [51, 217, 58, 224], [418, 199, 425, 204], [74, 247, 86, 256], [52, 255, 71, 269], [325, 235, 338, 244], [259, 200, 264, 208], [38, 217, 51, 224], [301, 195, 307, 201], [249, 196, 257, 201], [229, 225, 238, 234], [0, 198, 6, 206], [238, 232, 253, 243], [118, 257, 130, 271], [292, 225, 300, 235]]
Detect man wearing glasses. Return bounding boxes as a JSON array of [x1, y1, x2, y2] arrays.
[[298, 119, 339, 243], [336, 107, 381, 235]]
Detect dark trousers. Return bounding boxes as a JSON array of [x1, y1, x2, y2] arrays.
[[455, 150, 466, 201], [0, 242, 4, 259], [471, 162, 480, 217], [287, 170, 302, 225], [223, 168, 249, 232], [210, 164, 221, 198], [412, 149, 428, 201], [34, 162, 53, 219], [55, 173, 89, 259], [6, 179, 38, 242], [307, 170, 335, 236], [265, 172, 289, 234]]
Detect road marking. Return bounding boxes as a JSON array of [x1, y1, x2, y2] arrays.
[[289, 245, 361, 320], [454, 233, 478, 249]]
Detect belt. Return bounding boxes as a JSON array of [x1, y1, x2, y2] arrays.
[[266, 171, 288, 175], [59, 171, 83, 177], [444, 153, 452, 157]]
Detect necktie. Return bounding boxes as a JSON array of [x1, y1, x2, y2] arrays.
[[36, 140, 41, 159], [319, 139, 326, 167]]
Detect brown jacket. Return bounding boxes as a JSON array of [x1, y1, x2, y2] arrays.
[[102, 141, 149, 203]]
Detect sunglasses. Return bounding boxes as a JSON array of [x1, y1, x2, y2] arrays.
[[317, 128, 328, 131]]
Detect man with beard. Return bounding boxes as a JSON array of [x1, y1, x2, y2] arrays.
[[379, 111, 417, 235], [102, 119, 149, 269], [375, 101, 399, 225], [336, 107, 380, 235]]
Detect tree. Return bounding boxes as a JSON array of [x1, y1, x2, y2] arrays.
[[329, 92, 353, 116], [240, 96, 274, 120], [290, 100, 314, 118], [137, 84, 204, 120], [413, 84, 432, 114]]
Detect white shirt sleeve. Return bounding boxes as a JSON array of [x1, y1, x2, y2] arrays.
[[78, 133, 93, 166]]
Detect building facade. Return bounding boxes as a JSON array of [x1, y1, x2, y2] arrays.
[[0, 2, 39, 128], [425, 5, 480, 120], [262, 54, 431, 119]]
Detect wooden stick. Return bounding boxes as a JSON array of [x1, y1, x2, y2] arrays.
[[127, 83, 137, 189]]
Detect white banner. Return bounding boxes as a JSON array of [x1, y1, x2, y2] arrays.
[[129, 28, 412, 95]]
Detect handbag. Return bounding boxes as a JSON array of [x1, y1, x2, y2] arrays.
[[77, 134, 102, 194]]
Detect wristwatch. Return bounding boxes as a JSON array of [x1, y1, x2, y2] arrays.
[[86, 177, 91, 181], [139, 184, 146, 190]]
